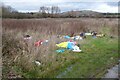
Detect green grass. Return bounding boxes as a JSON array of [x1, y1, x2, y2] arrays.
[[2, 18, 118, 78], [54, 36, 118, 78], [10, 36, 118, 78]]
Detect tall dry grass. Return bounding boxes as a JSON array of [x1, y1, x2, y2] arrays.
[[2, 18, 118, 78], [2, 18, 118, 35]]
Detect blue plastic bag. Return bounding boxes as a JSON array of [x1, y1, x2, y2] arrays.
[[67, 42, 75, 50], [56, 49, 65, 53], [64, 36, 70, 39]]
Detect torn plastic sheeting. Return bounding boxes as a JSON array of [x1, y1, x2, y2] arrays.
[[68, 42, 82, 52], [35, 61, 41, 66], [92, 36, 97, 38], [72, 45, 82, 52], [56, 41, 82, 52], [85, 33, 92, 36], [56, 41, 77, 50], [56, 42, 68, 48], [42, 40, 49, 45], [64, 35, 70, 39], [67, 42, 75, 50], [34, 40, 43, 47], [71, 37, 74, 40], [56, 49, 65, 53], [80, 32, 85, 37], [74, 36, 83, 40], [23, 35, 32, 40], [96, 34, 105, 37]]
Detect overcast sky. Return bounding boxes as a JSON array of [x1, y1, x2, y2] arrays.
[[1, 0, 120, 13]]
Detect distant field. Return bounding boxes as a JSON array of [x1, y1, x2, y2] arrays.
[[2, 18, 118, 35], [2, 18, 118, 78]]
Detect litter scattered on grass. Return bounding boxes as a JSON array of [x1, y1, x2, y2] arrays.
[[23, 31, 107, 53], [64, 35, 71, 39], [42, 40, 49, 45], [74, 36, 83, 40], [56, 41, 82, 53], [34, 60, 41, 66], [72, 45, 82, 52], [96, 34, 105, 37], [34, 40, 43, 47], [23, 35, 32, 40], [56, 49, 65, 53], [85, 33, 92, 36]]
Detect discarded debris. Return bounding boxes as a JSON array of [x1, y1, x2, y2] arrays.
[[56, 49, 65, 53], [80, 32, 86, 39], [34, 60, 41, 66], [42, 40, 49, 45], [74, 36, 83, 40], [64, 35, 70, 39], [72, 45, 82, 52], [80, 32, 85, 37], [23, 35, 32, 40], [56, 41, 82, 52], [96, 34, 105, 38], [56, 42, 68, 48], [34, 40, 43, 47], [85, 33, 92, 36]]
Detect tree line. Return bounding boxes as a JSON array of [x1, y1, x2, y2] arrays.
[[1, 5, 119, 19], [39, 6, 61, 18], [1, 5, 61, 18]]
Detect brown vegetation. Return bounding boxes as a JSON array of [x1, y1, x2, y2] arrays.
[[2, 18, 118, 35], [2, 18, 118, 78]]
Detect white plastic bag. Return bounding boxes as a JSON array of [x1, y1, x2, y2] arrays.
[[72, 46, 82, 52]]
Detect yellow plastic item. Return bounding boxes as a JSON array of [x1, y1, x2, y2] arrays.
[[56, 42, 68, 48]]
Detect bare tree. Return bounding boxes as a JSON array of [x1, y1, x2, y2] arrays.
[[51, 6, 55, 14], [46, 7, 50, 14], [55, 6, 60, 14], [39, 6, 46, 13], [51, 6, 60, 14]]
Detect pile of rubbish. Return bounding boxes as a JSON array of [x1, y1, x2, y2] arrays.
[[23, 35, 32, 40], [23, 34, 82, 53], [63, 31, 106, 40], [34, 40, 49, 47], [22, 30, 109, 65], [23, 31, 106, 53], [56, 41, 82, 53]]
